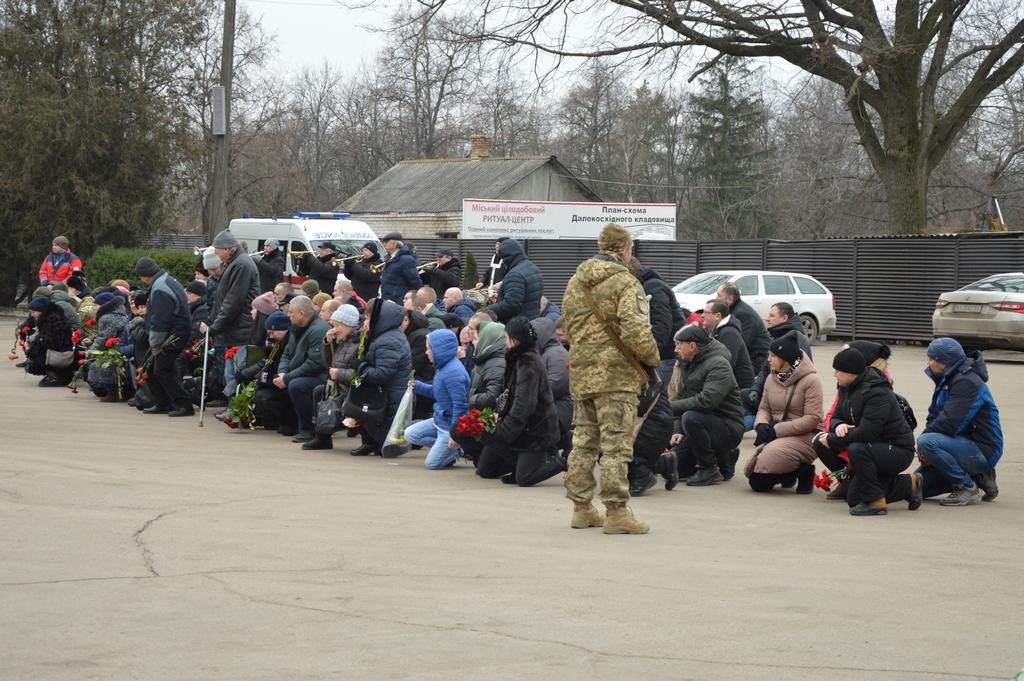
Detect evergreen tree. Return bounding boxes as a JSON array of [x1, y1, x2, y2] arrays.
[[684, 58, 777, 240]]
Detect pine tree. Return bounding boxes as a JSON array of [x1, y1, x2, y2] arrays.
[[463, 251, 479, 289], [685, 57, 777, 240]]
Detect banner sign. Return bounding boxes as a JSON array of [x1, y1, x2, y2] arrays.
[[462, 199, 677, 241]]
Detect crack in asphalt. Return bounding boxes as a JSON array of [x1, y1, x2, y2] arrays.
[[132, 511, 171, 577], [198, 574, 1005, 680]]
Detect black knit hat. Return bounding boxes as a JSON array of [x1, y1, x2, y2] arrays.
[[769, 331, 802, 366], [833, 347, 866, 374], [847, 340, 890, 364], [185, 280, 207, 297]]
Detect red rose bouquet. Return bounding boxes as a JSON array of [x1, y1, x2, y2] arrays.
[[454, 408, 497, 441]]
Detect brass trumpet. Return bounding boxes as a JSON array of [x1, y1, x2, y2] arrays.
[[417, 261, 439, 272], [369, 262, 385, 273], [288, 251, 362, 266]]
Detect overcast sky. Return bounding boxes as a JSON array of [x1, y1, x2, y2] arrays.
[[241, 0, 390, 74]]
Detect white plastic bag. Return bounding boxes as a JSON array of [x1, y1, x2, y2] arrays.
[[381, 383, 415, 458]]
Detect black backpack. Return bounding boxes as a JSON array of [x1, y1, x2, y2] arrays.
[[894, 393, 917, 430]]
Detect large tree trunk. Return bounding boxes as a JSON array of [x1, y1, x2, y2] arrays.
[[880, 155, 929, 235]]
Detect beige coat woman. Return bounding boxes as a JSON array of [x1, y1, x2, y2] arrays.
[[745, 351, 823, 476]]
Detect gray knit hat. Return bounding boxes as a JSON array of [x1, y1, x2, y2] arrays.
[[331, 304, 360, 327], [202, 247, 222, 271], [134, 257, 160, 277], [212, 229, 239, 248]]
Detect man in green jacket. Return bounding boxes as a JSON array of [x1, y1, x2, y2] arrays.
[[670, 325, 746, 486], [563, 223, 660, 535], [273, 295, 330, 443]]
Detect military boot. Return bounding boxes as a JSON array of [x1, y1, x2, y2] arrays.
[[570, 503, 604, 529], [602, 503, 649, 535]]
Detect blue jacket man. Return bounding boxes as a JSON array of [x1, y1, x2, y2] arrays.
[[406, 329, 471, 470], [379, 235, 421, 304], [487, 239, 543, 322], [135, 257, 193, 416], [917, 337, 1003, 505]]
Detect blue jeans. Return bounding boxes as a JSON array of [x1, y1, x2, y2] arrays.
[[916, 432, 991, 497], [223, 345, 248, 397], [743, 412, 756, 432], [405, 418, 461, 469]]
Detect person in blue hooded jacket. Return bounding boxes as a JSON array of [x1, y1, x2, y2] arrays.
[[379, 234, 422, 304], [486, 239, 543, 323], [351, 299, 414, 456], [404, 329, 471, 469], [916, 337, 1003, 506]]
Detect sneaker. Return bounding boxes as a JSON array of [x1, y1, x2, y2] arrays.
[[686, 467, 724, 487], [628, 470, 657, 497], [940, 484, 982, 507], [974, 470, 998, 502]]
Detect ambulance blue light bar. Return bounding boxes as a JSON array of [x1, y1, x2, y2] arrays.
[[289, 212, 351, 219]]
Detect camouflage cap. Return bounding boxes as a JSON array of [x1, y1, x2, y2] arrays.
[[598, 223, 632, 253]]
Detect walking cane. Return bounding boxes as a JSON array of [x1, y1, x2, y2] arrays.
[[198, 326, 211, 427]]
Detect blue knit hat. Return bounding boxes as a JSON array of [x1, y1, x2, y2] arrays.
[[94, 292, 115, 306], [927, 337, 965, 366], [28, 296, 49, 312], [265, 310, 291, 331]]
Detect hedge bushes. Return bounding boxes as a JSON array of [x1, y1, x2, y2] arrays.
[[86, 246, 198, 289]]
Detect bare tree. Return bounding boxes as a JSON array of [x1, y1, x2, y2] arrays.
[[432, 0, 1024, 234]]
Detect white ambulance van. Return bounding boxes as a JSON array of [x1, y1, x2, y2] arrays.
[[225, 212, 382, 284]]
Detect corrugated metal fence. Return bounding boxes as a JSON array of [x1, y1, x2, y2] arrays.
[[156, 232, 1024, 341]]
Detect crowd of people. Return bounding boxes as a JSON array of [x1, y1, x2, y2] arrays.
[[13, 228, 1005, 533]]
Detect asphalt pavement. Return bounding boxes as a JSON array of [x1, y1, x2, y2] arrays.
[[1, 319, 1021, 681]]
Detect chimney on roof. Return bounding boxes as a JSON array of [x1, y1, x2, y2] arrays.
[[469, 134, 491, 160]]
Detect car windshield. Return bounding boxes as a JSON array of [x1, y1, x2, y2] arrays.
[[308, 239, 364, 258], [673, 273, 733, 295], [960, 274, 1024, 293]]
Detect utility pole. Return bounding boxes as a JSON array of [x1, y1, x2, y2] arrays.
[[207, 0, 236, 240]]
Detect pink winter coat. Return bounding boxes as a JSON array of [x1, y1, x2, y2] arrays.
[[745, 352, 824, 476]]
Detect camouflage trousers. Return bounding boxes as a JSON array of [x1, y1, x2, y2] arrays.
[[565, 391, 638, 506]]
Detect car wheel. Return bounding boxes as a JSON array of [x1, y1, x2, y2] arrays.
[[800, 314, 819, 345]]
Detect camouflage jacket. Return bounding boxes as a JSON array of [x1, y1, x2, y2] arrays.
[[563, 253, 660, 400]]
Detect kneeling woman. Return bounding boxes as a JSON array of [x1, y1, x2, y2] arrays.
[[404, 329, 471, 469], [744, 331, 822, 493], [476, 316, 565, 486]]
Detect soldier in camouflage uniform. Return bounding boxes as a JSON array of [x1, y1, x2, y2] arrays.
[[562, 223, 660, 534]]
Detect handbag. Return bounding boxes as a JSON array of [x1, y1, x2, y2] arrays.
[[341, 378, 388, 421], [381, 381, 415, 458], [315, 381, 346, 437], [581, 287, 662, 416], [46, 348, 75, 369]]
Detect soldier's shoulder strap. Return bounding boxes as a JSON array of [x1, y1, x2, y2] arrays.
[[580, 285, 648, 384]]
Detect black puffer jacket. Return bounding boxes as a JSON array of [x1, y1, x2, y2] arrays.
[[423, 257, 462, 293], [492, 343, 560, 451], [712, 316, 755, 390], [299, 252, 339, 294], [255, 248, 286, 293], [637, 267, 685, 360], [404, 310, 435, 383], [488, 240, 543, 322], [634, 391, 674, 465], [380, 245, 421, 304], [189, 296, 209, 341], [344, 255, 382, 302], [209, 248, 259, 346], [359, 301, 413, 427], [27, 302, 73, 367], [826, 368, 915, 451]]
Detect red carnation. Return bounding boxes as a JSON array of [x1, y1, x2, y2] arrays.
[[20, 326, 30, 333], [77, 359, 87, 365], [813, 470, 833, 492], [225, 346, 240, 360], [8, 354, 18, 361], [105, 337, 121, 348], [85, 319, 96, 327], [71, 330, 82, 344]]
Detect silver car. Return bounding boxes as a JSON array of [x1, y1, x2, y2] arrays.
[[933, 273, 1024, 350]]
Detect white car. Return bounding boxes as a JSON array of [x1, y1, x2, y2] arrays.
[[672, 270, 837, 341], [933, 272, 1024, 351]]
